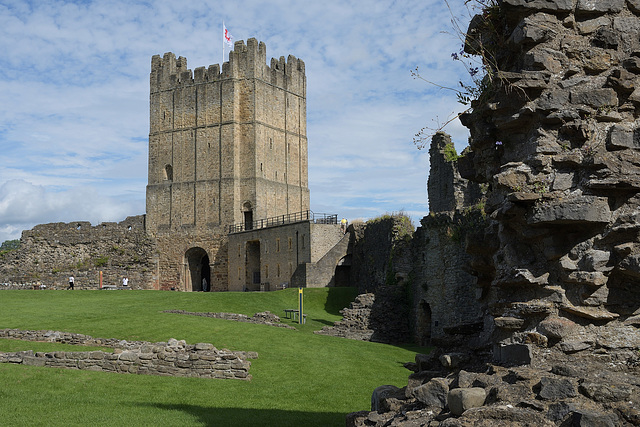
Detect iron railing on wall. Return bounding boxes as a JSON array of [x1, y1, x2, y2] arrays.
[[228, 210, 338, 233]]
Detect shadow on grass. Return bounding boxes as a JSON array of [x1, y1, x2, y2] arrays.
[[138, 402, 346, 427], [323, 287, 359, 316]]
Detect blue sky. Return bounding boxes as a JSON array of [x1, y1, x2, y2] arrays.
[[0, 0, 480, 243]]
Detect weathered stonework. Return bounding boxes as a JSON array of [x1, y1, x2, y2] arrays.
[[147, 39, 310, 291], [0, 216, 156, 289], [0, 328, 255, 380], [228, 220, 346, 291], [350, 1, 640, 424], [314, 287, 410, 344], [457, 0, 640, 358], [349, 215, 414, 292]]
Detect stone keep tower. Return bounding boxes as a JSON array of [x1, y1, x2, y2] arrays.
[[146, 38, 310, 291]]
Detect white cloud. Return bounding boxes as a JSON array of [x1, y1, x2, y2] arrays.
[[0, 0, 478, 242], [0, 180, 144, 242]]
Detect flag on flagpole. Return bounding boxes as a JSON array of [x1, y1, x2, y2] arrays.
[[223, 23, 234, 49]]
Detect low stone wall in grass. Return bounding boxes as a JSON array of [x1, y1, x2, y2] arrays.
[[163, 309, 297, 330], [0, 329, 257, 380]]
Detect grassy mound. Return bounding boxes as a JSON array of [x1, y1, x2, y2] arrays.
[[0, 288, 427, 426]]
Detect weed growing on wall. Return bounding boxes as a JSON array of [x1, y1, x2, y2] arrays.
[[0, 239, 20, 255], [443, 143, 460, 162], [412, 0, 506, 150]]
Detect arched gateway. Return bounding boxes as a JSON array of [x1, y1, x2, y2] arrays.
[[184, 247, 210, 292]]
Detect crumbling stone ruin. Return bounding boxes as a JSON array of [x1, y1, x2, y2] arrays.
[[0, 328, 255, 380], [0, 216, 155, 289], [411, 132, 489, 348], [349, 1, 640, 425], [349, 216, 414, 291], [315, 288, 410, 343]]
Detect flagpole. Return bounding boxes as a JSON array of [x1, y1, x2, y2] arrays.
[[222, 21, 224, 71]]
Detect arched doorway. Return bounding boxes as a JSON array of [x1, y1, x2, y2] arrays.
[[242, 201, 253, 230], [185, 247, 210, 292], [334, 254, 351, 286]]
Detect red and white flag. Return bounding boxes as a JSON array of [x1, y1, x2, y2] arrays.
[[223, 23, 234, 49]]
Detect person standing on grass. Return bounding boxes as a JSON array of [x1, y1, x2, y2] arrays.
[[68, 275, 75, 290]]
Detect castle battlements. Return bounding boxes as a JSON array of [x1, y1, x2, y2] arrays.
[[150, 38, 305, 96]]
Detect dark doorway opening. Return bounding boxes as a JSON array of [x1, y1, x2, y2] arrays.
[[185, 247, 210, 292], [243, 201, 254, 230], [333, 254, 352, 286], [245, 240, 260, 291], [244, 210, 253, 230], [418, 300, 432, 346], [201, 254, 210, 292]]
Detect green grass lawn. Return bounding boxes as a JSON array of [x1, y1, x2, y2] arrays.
[[0, 288, 427, 426]]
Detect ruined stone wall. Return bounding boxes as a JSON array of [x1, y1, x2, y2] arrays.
[[0, 329, 254, 380], [348, 2, 640, 424], [457, 0, 640, 361], [349, 215, 414, 293], [411, 212, 490, 347], [0, 216, 156, 289], [410, 132, 488, 347], [427, 132, 484, 212], [315, 287, 411, 343]]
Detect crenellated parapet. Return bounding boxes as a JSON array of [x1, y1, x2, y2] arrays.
[[147, 38, 309, 292], [150, 38, 306, 96]]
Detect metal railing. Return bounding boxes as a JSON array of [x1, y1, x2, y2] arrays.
[[228, 210, 338, 233]]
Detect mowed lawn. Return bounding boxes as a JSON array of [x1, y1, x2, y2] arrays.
[[0, 288, 426, 426]]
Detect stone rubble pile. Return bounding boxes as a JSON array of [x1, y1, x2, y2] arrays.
[[348, 347, 639, 426], [315, 293, 376, 341], [315, 287, 410, 343]]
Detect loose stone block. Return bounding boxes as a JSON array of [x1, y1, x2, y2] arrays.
[[538, 377, 577, 400], [448, 387, 486, 416], [493, 343, 532, 366], [410, 378, 449, 408], [528, 196, 611, 225]]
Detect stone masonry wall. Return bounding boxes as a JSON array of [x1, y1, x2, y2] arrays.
[[146, 39, 309, 291], [0, 329, 255, 380], [411, 132, 488, 347], [0, 216, 156, 289], [411, 212, 490, 348], [154, 231, 228, 291], [457, 0, 640, 360], [147, 39, 308, 233], [348, 2, 640, 425], [349, 215, 414, 293]]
